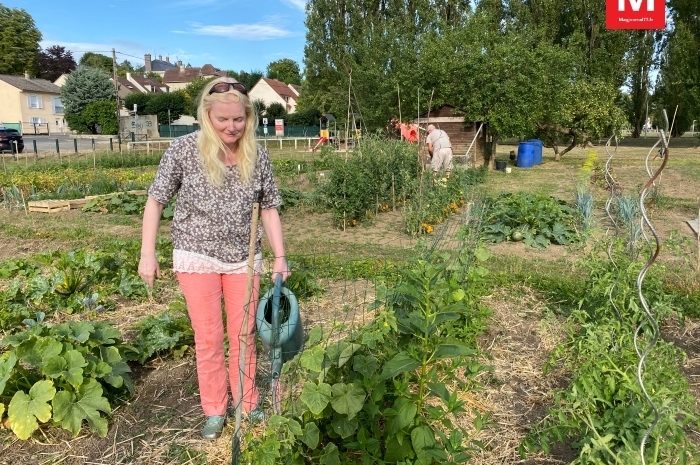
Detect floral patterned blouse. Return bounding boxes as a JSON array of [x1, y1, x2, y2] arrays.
[[148, 131, 282, 264]]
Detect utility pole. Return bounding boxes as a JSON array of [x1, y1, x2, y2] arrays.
[[112, 48, 121, 151]]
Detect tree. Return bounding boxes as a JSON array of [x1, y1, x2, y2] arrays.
[[654, 1, 700, 136], [117, 60, 135, 77], [267, 58, 301, 84], [287, 107, 321, 126], [61, 66, 115, 134], [227, 70, 264, 90], [37, 45, 77, 82], [124, 93, 153, 115], [265, 102, 287, 121], [145, 91, 187, 126], [0, 5, 42, 75], [79, 52, 113, 74], [183, 76, 216, 116], [80, 100, 118, 134], [252, 99, 266, 120]]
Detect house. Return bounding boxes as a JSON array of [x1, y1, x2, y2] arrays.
[[162, 63, 228, 91], [249, 78, 300, 114], [0, 72, 68, 135], [143, 54, 177, 77]]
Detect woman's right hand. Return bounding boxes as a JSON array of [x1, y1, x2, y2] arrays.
[[138, 254, 161, 288]]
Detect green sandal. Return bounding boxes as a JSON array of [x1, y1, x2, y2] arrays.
[[201, 415, 226, 439]]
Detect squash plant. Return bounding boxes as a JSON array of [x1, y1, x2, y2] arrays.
[[0, 315, 134, 439], [482, 192, 580, 248], [244, 243, 492, 464]]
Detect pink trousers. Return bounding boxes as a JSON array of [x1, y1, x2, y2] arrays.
[[176, 272, 260, 416]]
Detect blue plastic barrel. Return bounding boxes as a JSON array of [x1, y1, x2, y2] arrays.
[[526, 139, 544, 164], [517, 142, 537, 168]]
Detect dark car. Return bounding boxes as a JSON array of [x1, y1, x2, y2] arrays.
[[0, 128, 24, 153]]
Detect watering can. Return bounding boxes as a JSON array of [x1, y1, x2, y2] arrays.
[[256, 275, 304, 378]]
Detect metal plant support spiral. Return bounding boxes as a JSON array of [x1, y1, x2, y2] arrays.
[[603, 135, 623, 321], [635, 111, 670, 464]]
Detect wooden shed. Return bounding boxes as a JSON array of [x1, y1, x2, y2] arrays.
[[414, 105, 489, 166]]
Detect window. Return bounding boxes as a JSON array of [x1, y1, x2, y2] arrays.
[[53, 97, 64, 114], [28, 94, 43, 109], [30, 117, 44, 124]]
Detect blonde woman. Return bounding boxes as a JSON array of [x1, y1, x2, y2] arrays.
[[138, 77, 289, 439]]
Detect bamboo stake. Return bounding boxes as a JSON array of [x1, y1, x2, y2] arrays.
[[397, 84, 402, 141], [232, 197, 261, 463]]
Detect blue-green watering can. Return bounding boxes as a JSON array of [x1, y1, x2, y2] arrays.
[[256, 275, 304, 378]]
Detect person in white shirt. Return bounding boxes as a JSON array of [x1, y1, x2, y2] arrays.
[[425, 124, 453, 177]]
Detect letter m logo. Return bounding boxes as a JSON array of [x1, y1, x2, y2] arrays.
[[606, 0, 665, 29]]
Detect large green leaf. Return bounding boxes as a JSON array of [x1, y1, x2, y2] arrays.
[[395, 398, 417, 430], [53, 321, 94, 343], [319, 442, 340, 465], [381, 352, 419, 379], [0, 352, 18, 396], [411, 425, 436, 452], [433, 343, 476, 359], [52, 378, 111, 437], [337, 343, 362, 368], [8, 380, 56, 440], [330, 383, 365, 420], [100, 346, 131, 390], [43, 349, 87, 389], [300, 381, 331, 416], [302, 422, 320, 449], [330, 415, 358, 438], [300, 345, 325, 373], [352, 354, 379, 378]]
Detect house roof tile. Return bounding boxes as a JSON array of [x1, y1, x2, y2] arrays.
[[163, 64, 226, 83], [0, 74, 62, 94], [263, 78, 297, 99]]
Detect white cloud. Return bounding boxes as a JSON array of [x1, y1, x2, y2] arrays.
[[186, 21, 292, 40], [280, 0, 306, 11]]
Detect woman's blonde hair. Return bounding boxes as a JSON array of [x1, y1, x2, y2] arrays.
[[197, 77, 259, 186]]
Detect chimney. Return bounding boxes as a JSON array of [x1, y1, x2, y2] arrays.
[[144, 54, 152, 73], [158, 55, 162, 61], [177, 60, 182, 67], [24, 70, 30, 80], [179, 64, 185, 72], [165, 56, 170, 63]]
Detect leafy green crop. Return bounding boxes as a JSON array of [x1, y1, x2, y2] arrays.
[[244, 237, 493, 464], [482, 192, 580, 248], [0, 317, 134, 439]]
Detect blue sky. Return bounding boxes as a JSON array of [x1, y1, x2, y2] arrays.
[[5, 0, 307, 73]]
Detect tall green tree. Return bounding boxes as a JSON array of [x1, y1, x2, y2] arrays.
[[626, 31, 658, 137], [0, 5, 42, 75], [37, 45, 77, 82], [61, 66, 115, 133], [227, 69, 263, 91], [80, 100, 118, 134], [654, 0, 700, 135], [266, 58, 301, 84], [182, 76, 216, 116], [302, 0, 473, 130], [145, 91, 187, 126], [124, 93, 153, 115], [79, 52, 113, 74]]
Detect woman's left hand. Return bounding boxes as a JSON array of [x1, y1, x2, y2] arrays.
[[272, 256, 290, 282]]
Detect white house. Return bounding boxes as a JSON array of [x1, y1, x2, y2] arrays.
[[249, 78, 300, 114]]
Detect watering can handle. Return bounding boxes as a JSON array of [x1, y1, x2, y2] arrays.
[[270, 274, 284, 367]]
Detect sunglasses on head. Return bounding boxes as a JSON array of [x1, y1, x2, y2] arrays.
[[208, 81, 248, 95]]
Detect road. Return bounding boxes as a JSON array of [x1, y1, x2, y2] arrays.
[[20, 135, 116, 154]]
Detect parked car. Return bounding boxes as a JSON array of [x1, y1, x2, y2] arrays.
[[0, 128, 24, 153]]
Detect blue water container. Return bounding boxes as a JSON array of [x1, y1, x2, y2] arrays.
[[517, 142, 537, 168], [526, 139, 544, 164]]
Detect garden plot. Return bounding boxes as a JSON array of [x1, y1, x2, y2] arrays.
[[0, 138, 698, 464]]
